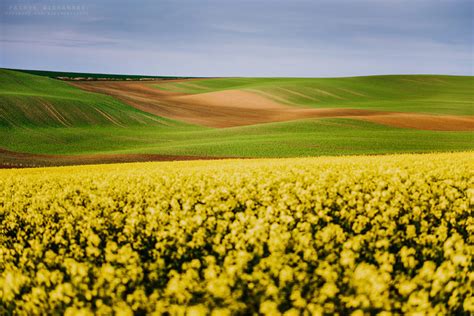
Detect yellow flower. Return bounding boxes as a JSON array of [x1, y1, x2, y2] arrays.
[[0, 152, 471, 314]]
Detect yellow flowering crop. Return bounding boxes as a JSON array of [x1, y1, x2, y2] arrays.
[[1, 152, 473, 315]]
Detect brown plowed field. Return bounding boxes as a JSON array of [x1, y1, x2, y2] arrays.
[[0, 148, 232, 169], [70, 81, 474, 131], [358, 113, 474, 131]]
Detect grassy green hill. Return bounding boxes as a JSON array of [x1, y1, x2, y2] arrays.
[[0, 69, 472, 166], [154, 75, 474, 115], [0, 69, 183, 127]]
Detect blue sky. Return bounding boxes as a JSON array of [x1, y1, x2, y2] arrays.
[[0, 0, 472, 77]]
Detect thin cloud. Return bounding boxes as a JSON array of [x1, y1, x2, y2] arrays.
[[0, 0, 472, 76]]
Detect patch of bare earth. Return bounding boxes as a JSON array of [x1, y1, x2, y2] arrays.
[[358, 113, 474, 131], [70, 81, 474, 131], [0, 148, 232, 169]]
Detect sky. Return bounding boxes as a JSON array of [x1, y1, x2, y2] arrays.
[[0, 0, 473, 77]]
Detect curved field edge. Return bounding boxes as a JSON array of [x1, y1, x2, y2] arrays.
[[1, 118, 473, 167], [153, 75, 474, 116], [1, 152, 472, 314]]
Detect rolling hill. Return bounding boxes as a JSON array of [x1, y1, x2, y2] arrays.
[[0, 69, 183, 128], [152, 75, 474, 115], [72, 75, 474, 129], [0, 69, 472, 167]]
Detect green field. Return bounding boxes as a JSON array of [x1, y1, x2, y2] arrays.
[[1, 69, 473, 165], [2, 119, 473, 158], [155, 76, 474, 115]]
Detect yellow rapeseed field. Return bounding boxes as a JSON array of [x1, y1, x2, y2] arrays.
[[1, 152, 473, 315]]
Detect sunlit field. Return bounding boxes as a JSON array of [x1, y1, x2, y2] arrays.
[[2, 152, 472, 314]]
